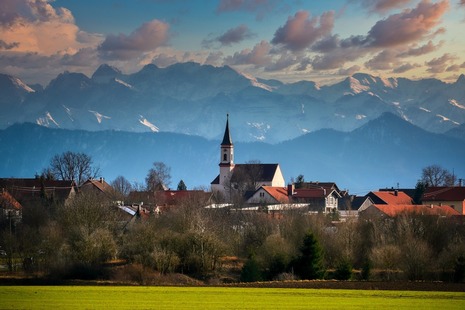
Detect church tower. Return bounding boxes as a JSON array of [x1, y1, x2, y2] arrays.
[[219, 114, 234, 184]]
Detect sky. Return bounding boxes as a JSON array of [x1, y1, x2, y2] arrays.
[[1, 0, 465, 86]]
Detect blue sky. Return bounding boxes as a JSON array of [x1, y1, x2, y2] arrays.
[[1, 0, 464, 85]]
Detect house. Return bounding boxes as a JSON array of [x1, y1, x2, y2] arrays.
[[290, 183, 341, 213], [211, 115, 285, 200], [0, 189, 23, 225], [245, 181, 345, 214], [360, 204, 460, 219], [422, 186, 465, 214], [246, 186, 289, 204], [0, 178, 77, 207], [366, 190, 413, 205], [80, 177, 115, 198]]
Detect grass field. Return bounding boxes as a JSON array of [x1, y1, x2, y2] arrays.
[[1, 286, 464, 309]]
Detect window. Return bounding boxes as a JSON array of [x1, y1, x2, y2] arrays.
[[259, 192, 265, 198], [223, 153, 227, 161]]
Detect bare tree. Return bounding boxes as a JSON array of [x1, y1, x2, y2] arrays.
[[47, 151, 99, 185], [111, 175, 133, 198], [145, 162, 171, 191], [421, 164, 456, 186]]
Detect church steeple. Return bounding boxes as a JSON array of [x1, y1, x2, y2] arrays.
[[219, 114, 234, 169], [221, 114, 233, 146]]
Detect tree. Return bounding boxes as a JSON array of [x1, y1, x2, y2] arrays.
[[421, 164, 456, 186], [177, 180, 187, 191], [293, 174, 305, 188], [240, 254, 263, 282], [111, 175, 132, 198], [333, 259, 352, 280], [145, 162, 171, 191], [46, 151, 99, 185], [292, 231, 325, 280], [413, 181, 427, 204]]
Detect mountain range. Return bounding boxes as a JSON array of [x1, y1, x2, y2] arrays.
[[1, 62, 465, 143], [1, 113, 464, 193]]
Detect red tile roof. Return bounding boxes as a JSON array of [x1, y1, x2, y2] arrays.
[[262, 186, 289, 203], [369, 191, 413, 205], [372, 204, 459, 217], [0, 190, 22, 210], [423, 187, 465, 201], [128, 190, 210, 207]]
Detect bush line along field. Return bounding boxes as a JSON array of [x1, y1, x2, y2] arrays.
[[1, 286, 465, 309]]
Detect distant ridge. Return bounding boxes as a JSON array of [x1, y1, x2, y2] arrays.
[[0, 62, 464, 143], [1, 113, 464, 192]]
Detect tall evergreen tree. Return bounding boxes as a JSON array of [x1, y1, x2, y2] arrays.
[[292, 231, 325, 280], [177, 179, 187, 191]]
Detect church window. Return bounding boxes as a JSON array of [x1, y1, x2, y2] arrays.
[[223, 153, 227, 161]]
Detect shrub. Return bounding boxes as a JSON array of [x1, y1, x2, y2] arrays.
[[333, 259, 352, 280], [240, 255, 262, 282]]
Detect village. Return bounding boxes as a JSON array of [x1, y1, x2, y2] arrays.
[[1, 115, 465, 284]]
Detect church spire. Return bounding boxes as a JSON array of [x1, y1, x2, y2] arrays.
[[221, 114, 233, 146], [219, 114, 234, 168]]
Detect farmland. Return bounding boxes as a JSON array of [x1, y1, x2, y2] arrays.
[[1, 286, 465, 309]]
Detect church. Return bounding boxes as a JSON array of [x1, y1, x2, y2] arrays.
[[211, 115, 285, 201]]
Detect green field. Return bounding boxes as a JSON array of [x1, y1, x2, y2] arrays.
[[1, 286, 464, 309]]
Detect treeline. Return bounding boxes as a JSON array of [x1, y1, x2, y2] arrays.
[[1, 190, 465, 283]]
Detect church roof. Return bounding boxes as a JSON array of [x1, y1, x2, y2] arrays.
[[210, 163, 280, 185], [231, 164, 280, 183], [221, 114, 233, 146]]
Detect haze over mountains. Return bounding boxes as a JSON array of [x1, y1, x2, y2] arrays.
[[1, 62, 465, 143], [1, 113, 464, 192], [1, 62, 464, 191]]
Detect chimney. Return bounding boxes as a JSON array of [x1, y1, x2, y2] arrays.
[[287, 183, 295, 196], [100, 177, 104, 183], [394, 190, 398, 196]]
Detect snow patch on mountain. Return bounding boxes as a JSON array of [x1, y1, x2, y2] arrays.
[[12, 77, 35, 93], [247, 122, 271, 141], [449, 99, 465, 110], [139, 116, 159, 132], [238, 71, 273, 92], [36, 112, 59, 127], [380, 77, 397, 89], [419, 107, 431, 113], [436, 114, 459, 125], [349, 77, 370, 94], [356, 114, 367, 120], [115, 78, 133, 89], [89, 110, 111, 124], [62, 105, 74, 122]]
